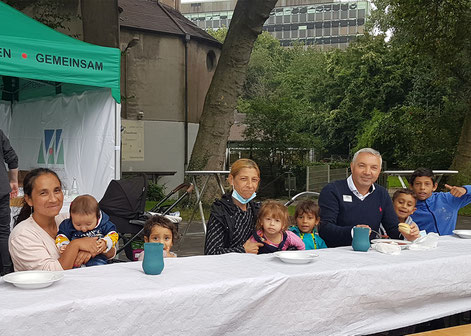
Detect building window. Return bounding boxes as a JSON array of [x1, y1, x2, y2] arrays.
[[206, 50, 217, 72]]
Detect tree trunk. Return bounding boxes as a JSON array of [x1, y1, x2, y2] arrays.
[[449, 110, 471, 186], [188, 0, 277, 172], [187, 0, 277, 203]]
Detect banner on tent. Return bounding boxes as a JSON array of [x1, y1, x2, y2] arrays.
[[8, 89, 115, 200]]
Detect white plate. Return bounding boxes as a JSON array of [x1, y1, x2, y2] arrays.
[[274, 251, 318, 264], [453, 230, 471, 239], [371, 239, 412, 249], [2, 271, 64, 289]]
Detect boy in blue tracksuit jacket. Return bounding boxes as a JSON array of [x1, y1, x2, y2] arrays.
[[410, 168, 471, 235]]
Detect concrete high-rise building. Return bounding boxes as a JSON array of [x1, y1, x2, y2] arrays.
[[180, 0, 370, 49]]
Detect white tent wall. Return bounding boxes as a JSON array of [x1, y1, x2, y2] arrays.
[[0, 101, 11, 136], [8, 89, 116, 201]]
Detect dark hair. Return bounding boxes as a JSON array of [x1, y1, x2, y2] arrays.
[[294, 200, 320, 219], [143, 215, 178, 242], [70, 194, 100, 220], [392, 189, 417, 203], [409, 168, 436, 185], [256, 200, 290, 231], [15, 168, 62, 226]]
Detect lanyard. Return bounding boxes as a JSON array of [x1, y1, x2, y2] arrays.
[[299, 232, 317, 249]]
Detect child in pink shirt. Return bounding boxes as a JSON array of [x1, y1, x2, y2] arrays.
[[250, 200, 305, 254]]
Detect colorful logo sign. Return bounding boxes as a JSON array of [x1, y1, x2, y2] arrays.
[[37, 129, 64, 165]]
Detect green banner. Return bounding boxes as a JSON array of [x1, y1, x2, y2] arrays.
[[0, 1, 120, 102]]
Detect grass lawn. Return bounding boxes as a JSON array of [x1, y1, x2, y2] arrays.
[[387, 176, 409, 188]]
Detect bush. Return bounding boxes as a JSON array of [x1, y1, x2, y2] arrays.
[[147, 182, 165, 202]]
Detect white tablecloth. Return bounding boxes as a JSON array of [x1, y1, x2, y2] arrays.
[[1, 236, 471, 336]]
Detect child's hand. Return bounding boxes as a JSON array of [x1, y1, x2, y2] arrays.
[[96, 239, 107, 254], [445, 184, 467, 198], [400, 223, 420, 241], [59, 245, 67, 254]]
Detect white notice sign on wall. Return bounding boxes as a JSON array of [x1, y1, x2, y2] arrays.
[[122, 120, 144, 161]]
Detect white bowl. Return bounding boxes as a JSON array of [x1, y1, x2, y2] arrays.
[[453, 230, 471, 239], [274, 251, 318, 264], [2, 270, 64, 289]]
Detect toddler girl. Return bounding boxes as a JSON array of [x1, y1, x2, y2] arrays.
[[250, 200, 305, 254], [289, 200, 327, 250], [138, 215, 178, 260]]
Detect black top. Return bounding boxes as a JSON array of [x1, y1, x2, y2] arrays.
[[318, 179, 400, 247], [204, 193, 260, 255], [0, 129, 18, 196]]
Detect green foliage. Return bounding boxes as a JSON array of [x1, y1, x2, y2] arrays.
[[7, 0, 80, 37], [147, 182, 166, 202], [207, 27, 228, 43], [237, 2, 470, 194]]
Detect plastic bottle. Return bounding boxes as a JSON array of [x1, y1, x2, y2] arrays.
[[70, 177, 79, 199]]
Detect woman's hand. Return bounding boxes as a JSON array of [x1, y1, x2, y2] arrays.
[[73, 251, 92, 267], [243, 240, 263, 254], [401, 223, 421, 241], [75, 237, 100, 256]]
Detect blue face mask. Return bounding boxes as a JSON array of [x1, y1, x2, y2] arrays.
[[232, 189, 256, 205]]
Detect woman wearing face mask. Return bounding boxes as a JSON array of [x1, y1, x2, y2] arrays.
[[204, 159, 263, 255]]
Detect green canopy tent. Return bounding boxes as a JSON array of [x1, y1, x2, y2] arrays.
[[0, 1, 122, 197], [0, 1, 120, 102]]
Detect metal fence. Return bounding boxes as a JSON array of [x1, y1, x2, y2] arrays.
[[306, 165, 349, 192]]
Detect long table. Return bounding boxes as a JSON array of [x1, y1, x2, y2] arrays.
[[1, 236, 471, 336]]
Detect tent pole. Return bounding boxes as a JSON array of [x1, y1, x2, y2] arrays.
[[115, 102, 121, 180]]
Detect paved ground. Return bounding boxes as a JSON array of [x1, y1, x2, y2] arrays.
[[173, 216, 471, 257]]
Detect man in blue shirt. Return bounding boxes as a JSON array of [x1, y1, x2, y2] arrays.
[[410, 168, 471, 235], [318, 148, 419, 247]]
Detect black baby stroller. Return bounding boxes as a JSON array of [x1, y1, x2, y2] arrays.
[[99, 174, 193, 261]]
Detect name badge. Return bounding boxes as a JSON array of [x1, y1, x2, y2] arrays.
[[343, 195, 352, 202]]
